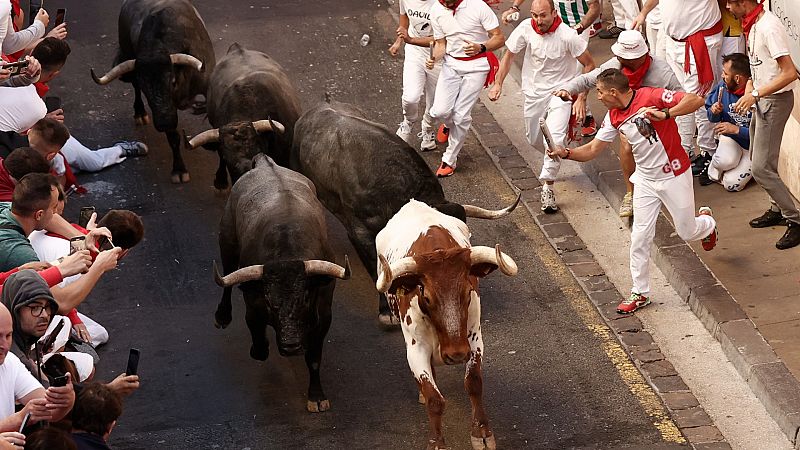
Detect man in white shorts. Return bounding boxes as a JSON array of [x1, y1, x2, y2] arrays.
[[425, 0, 505, 177], [390, 0, 442, 151], [548, 69, 717, 314], [489, 0, 595, 213]]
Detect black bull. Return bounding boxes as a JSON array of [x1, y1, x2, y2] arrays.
[[290, 100, 519, 327], [91, 0, 216, 184], [213, 154, 350, 413], [188, 43, 302, 190]]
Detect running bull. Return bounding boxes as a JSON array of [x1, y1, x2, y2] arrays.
[[91, 0, 216, 184], [188, 43, 302, 190], [376, 200, 518, 450], [212, 154, 351, 413], [290, 100, 519, 327]]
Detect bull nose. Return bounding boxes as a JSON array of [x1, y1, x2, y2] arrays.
[[278, 342, 304, 357], [442, 344, 471, 365]]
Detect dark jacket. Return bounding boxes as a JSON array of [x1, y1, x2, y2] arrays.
[[705, 81, 752, 150], [72, 432, 112, 450]]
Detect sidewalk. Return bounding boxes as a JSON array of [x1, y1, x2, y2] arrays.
[[492, 4, 800, 446]]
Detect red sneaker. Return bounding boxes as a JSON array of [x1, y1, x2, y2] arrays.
[[436, 162, 454, 178], [581, 116, 597, 137], [699, 206, 717, 251], [617, 293, 650, 314], [436, 124, 450, 143]]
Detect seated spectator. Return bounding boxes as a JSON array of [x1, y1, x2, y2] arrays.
[[71, 383, 123, 450], [0, 147, 50, 201], [30, 209, 144, 348], [0, 173, 114, 313], [700, 53, 753, 192], [0, 270, 94, 382], [0, 303, 74, 434], [25, 427, 77, 450]]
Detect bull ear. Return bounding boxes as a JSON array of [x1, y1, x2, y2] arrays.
[[470, 263, 498, 278], [389, 274, 422, 296]]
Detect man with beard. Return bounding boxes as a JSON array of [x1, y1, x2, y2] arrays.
[[557, 30, 683, 217], [547, 69, 717, 314], [699, 53, 752, 191]]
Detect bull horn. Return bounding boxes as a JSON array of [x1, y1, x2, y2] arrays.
[[188, 128, 220, 148], [170, 53, 203, 71], [213, 260, 263, 287], [304, 255, 351, 280], [470, 245, 518, 276], [375, 254, 418, 293], [90, 59, 136, 85], [252, 120, 286, 135], [463, 192, 521, 220]]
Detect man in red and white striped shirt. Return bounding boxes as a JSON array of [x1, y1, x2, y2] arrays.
[[548, 69, 717, 314]]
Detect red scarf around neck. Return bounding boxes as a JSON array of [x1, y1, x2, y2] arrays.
[[742, 2, 764, 41], [531, 15, 562, 35], [439, 0, 464, 14], [622, 55, 652, 89]]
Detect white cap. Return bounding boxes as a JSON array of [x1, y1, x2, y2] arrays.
[[611, 30, 649, 60]]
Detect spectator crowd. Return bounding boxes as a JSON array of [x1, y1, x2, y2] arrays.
[[0, 0, 148, 447]]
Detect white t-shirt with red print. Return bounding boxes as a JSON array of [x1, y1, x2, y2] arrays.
[[596, 87, 689, 182]]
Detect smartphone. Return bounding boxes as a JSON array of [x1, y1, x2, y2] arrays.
[[69, 236, 85, 255], [98, 236, 115, 251], [78, 206, 95, 228], [125, 348, 140, 376], [51, 374, 68, 387], [44, 96, 61, 113], [54, 8, 66, 26], [18, 412, 30, 433], [1, 60, 29, 75]]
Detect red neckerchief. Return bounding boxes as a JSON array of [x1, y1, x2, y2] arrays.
[[622, 55, 652, 90], [531, 15, 562, 35], [742, 2, 764, 41], [731, 83, 746, 96], [439, 0, 464, 14], [52, 152, 87, 195]]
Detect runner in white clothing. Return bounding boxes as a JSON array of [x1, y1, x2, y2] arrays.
[[548, 69, 717, 314], [389, 0, 442, 151], [489, 0, 595, 213], [425, 0, 505, 177]]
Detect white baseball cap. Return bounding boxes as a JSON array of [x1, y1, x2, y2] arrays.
[[611, 30, 649, 60]]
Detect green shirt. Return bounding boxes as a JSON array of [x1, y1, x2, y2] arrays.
[[0, 204, 39, 272], [558, 0, 591, 27]]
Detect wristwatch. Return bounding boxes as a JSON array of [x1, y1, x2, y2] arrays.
[[661, 107, 670, 119], [751, 89, 760, 99], [574, 23, 586, 34]]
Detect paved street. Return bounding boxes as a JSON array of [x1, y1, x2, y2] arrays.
[[52, 0, 690, 448]]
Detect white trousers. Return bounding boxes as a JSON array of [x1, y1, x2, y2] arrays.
[[665, 33, 723, 156], [645, 24, 667, 59], [630, 170, 716, 295], [720, 35, 745, 60], [402, 53, 441, 132], [429, 63, 488, 167], [62, 136, 125, 173], [523, 96, 573, 182], [610, 0, 640, 28], [708, 135, 752, 192]]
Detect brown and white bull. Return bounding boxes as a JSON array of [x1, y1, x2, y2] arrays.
[[375, 200, 518, 450]]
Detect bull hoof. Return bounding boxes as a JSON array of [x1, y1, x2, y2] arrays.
[[378, 313, 401, 330], [171, 172, 191, 184], [214, 187, 231, 197], [214, 312, 231, 329], [250, 345, 268, 361], [306, 399, 330, 413], [134, 114, 150, 126], [427, 440, 449, 450], [418, 391, 426, 405], [470, 435, 496, 450], [191, 101, 207, 115]]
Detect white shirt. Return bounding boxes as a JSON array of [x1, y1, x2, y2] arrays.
[[505, 21, 587, 99], [400, 0, 436, 59], [0, 85, 46, 133], [748, 11, 796, 94], [29, 230, 80, 287], [0, 353, 42, 419], [430, 0, 499, 71], [661, 0, 720, 40]]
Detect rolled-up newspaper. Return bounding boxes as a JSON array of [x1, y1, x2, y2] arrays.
[[508, 11, 520, 22], [429, 41, 434, 60], [717, 85, 724, 105], [539, 118, 559, 160]]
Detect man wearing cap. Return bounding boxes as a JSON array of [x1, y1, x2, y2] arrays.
[[425, 0, 505, 178], [557, 30, 683, 217], [632, 0, 723, 172], [489, 0, 595, 213]]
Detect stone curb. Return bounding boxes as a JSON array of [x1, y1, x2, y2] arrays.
[[468, 101, 729, 449], [580, 145, 800, 449]]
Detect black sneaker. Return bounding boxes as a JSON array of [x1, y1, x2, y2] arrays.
[[777, 222, 800, 250], [698, 165, 714, 186], [692, 153, 711, 177], [598, 26, 624, 39], [749, 209, 787, 228], [116, 141, 149, 158]]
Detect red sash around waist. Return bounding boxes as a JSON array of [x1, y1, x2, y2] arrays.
[[454, 51, 499, 88]]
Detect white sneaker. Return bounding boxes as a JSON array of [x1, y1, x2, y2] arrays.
[[541, 188, 558, 214], [419, 129, 437, 151], [619, 191, 633, 218], [396, 120, 412, 144]]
